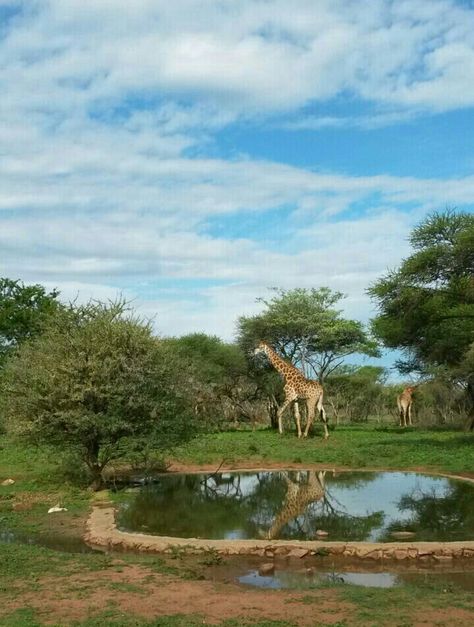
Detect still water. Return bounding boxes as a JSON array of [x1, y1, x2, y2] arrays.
[[116, 470, 474, 542]]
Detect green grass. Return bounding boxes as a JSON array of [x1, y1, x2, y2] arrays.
[[336, 579, 474, 625], [0, 436, 90, 536], [173, 424, 474, 475], [0, 541, 114, 587]]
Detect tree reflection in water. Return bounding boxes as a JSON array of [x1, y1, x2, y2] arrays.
[[383, 482, 474, 541], [117, 470, 384, 541]]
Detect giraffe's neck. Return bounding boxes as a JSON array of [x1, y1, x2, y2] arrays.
[[263, 344, 297, 377], [267, 472, 325, 540]]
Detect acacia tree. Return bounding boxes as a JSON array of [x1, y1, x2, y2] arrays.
[[238, 288, 379, 382], [369, 211, 474, 429], [0, 278, 61, 363], [0, 300, 199, 488]]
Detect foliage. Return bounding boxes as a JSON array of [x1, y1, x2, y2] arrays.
[[164, 333, 266, 427], [325, 366, 390, 423], [0, 300, 199, 489], [383, 480, 474, 541], [369, 210, 474, 427], [0, 278, 61, 363], [238, 287, 379, 382]]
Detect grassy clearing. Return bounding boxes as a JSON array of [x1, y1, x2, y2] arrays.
[[334, 579, 474, 625], [173, 424, 474, 475], [0, 437, 89, 537], [2, 424, 474, 540], [2, 425, 474, 626]]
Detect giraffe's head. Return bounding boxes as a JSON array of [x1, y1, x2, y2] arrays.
[[253, 340, 269, 357]]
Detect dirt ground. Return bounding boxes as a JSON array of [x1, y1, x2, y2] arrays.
[[3, 560, 474, 626], [2, 562, 352, 625]]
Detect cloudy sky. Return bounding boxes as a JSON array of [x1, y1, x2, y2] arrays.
[[1, 0, 474, 369]]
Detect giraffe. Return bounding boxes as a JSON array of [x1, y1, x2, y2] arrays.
[[397, 386, 416, 427], [267, 471, 326, 539], [254, 341, 328, 439]]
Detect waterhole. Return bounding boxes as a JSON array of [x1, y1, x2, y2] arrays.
[[116, 470, 474, 542]]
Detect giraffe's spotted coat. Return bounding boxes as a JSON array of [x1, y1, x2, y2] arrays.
[[254, 341, 328, 438]]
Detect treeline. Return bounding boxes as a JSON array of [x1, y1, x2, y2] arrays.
[[0, 210, 472, 488]]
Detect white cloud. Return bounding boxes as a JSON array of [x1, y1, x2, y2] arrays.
[[2, 0, 474, 120], [1, 0, 473, 345]]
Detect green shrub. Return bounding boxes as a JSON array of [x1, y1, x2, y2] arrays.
[[0, 300, 199, 489]]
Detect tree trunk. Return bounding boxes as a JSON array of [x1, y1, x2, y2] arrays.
[[466, 376, 474, 431], [89, 466, 105, 491], [85, 440, 105, 491], [268, 396, 279, 430]]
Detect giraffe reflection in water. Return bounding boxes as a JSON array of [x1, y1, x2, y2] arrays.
[[267, 471, 326, 540]]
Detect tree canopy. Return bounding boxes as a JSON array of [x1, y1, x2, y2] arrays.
[[238, 287, 379, 382], [0, 300, 199, 488], [0, 278, 61, 362], [369, 210, 474, 426]]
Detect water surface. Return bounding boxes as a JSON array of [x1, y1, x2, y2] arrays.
[[116, 470, 474, 542]]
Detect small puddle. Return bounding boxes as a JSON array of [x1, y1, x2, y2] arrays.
[[204, 555, 474, 592], [237, 567, 474, 591], [116, 470, 474, 542], [238, 569, 398, 589], [0, 529, 95, 553]]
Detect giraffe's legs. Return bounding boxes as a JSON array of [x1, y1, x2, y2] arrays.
[[293, 400, 303, 438], [277, 397, 293, 434], [408, 402, 413, 426], [318, 396, 329, 439], [303, 396, 316, 438]]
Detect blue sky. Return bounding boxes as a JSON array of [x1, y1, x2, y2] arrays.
[[1, 0, 474, 376]]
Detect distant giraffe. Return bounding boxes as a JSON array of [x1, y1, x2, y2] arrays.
[[267, 471, 326, 539], [397, 386, 416, 427], [254, 341, 328, 438]]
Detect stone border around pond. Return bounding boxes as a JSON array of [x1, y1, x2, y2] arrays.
[[84, 469, 474, 561], [84, 505, 474, 561]]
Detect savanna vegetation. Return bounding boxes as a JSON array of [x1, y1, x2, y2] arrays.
[[0, 211, 473, 626]]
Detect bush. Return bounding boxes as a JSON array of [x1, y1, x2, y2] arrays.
[[0, 301, 199, 489]]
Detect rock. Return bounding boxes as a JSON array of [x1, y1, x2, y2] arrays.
[[434, 555, 453, 563], [258, 562, 275, 576], [273, 546, 290, 556], [315, 529, 329, 538], [393, 549, 409, 560], [1, 479, 15, 486], [252, 548, 266, 557], [390, 531, 415, 539], [47, 504, 68, 514], [364, 549, 383, 561], [288, 548, 309, 558]]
